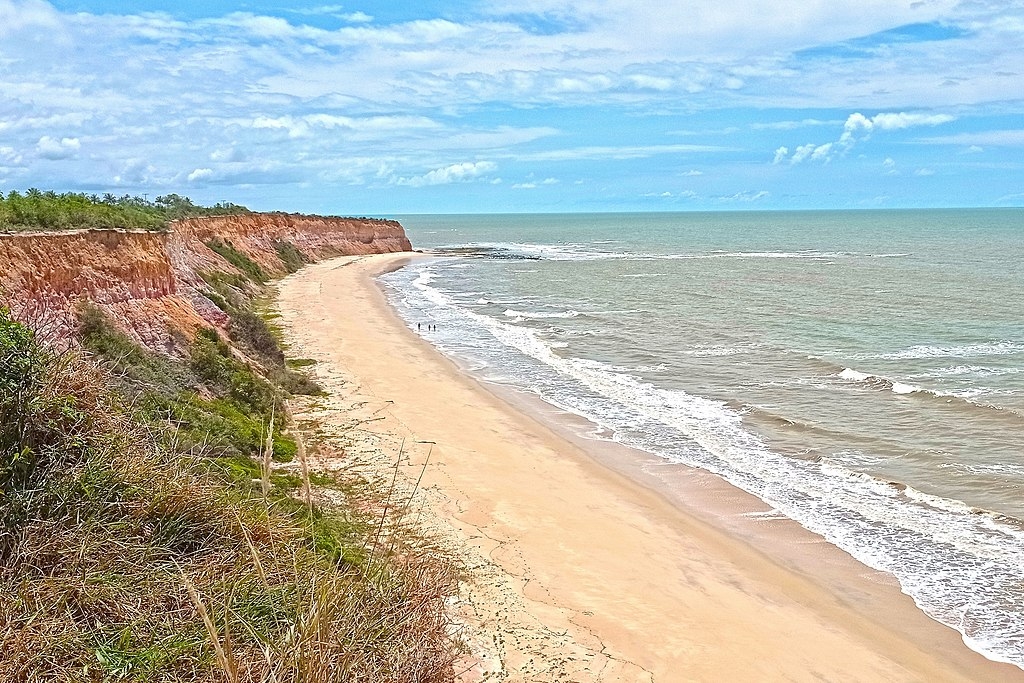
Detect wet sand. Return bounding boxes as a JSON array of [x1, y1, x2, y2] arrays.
[[276, 253, 1022, 682]]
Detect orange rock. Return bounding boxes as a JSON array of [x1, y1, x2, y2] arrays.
[[0, 214, 412, 352]]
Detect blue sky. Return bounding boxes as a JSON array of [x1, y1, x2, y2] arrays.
[[1, 0, 1022, 214]]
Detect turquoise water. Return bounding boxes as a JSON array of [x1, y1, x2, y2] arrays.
[[378, 210, 1024, 667]]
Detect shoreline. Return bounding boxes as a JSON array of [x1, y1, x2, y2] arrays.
[[277, 252, 1022, 681]]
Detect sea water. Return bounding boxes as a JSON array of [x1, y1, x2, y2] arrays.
[[376, 210, 1024, 668]]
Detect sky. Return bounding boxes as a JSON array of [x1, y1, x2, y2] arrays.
[[1, 0, 1023, 214]]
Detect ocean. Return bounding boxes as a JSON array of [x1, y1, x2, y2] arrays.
[[377, 210, 1024, 668]]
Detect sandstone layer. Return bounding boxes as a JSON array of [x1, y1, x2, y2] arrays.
[[0, 213, 411, 350]]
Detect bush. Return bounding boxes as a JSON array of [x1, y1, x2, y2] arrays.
[[79, 304, 193, 395], [229, 309, 285, 367], [0, 308, 103, 557]]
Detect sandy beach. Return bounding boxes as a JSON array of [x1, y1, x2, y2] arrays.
[[276, 253, 1022, 682]]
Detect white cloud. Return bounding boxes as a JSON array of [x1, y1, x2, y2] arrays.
[[914, 168, 935, 176], [628, 74, 674, 91], [872, 113, 956, 131], [883, 157, 895, 168], [753, 119, 838, 131], [779, 111, 956, 165], [249, 113, 441, 139], [210, 148, 247, 162], [645, 189, 699, 199], [0, 0, 62, 39], [789, 142, 833, 164], [719, 190, 770, 202], [515, 143, 737, 162], [35, 135, 80, 160], [0, 146, 24, 165], [291, 5, 345, 15], [513, 182, 537, 189], [0, 1, 1021, 209], [682, 169, 703, 176], [187, 167, 214, 182], [398, 161, 497, 187], [840, 112, 956, 148], [917, 130, 1024, 146], [339, 12, 373, 23]]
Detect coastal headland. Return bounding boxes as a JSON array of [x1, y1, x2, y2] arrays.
[[277, 252, 1023, 682]]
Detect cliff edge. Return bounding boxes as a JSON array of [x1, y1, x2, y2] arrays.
[[0, 213, 412, 351]]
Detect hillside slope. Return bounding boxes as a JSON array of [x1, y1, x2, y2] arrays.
[[0, 213, 411, 350]]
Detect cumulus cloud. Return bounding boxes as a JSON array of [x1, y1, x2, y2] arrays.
[[839, 111, 955, 148], [0, 146, 24, 165], [777, 111, 955, 164], [782, 142, 832, 164], [112, 158, 157, 185], [0, 0, 63, 39], [187, 167, 214, 182], [35, 135, 80, 160], [398, 161, 497, 187]]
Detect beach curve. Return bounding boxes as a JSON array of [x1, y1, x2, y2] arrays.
[[275, 253, 1022, 682]]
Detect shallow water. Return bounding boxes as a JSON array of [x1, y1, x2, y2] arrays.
[[378, 209, 1024, 668]]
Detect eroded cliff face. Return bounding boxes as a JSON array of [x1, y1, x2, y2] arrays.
[[0, 213, 412, 351]]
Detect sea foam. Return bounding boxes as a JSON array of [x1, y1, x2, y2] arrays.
[[381, 258, 1024, 669]]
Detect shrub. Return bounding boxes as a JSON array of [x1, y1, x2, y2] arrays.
[[0, 308, 104, 558], [229, 309, 285, 367], [274, 240, 308, 274]]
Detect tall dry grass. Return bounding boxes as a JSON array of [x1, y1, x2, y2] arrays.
[[0, 308, 462, 681]]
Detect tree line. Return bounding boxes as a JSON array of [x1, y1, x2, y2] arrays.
[[0, 189, 250, 232]]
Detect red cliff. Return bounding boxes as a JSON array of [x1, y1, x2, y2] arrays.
[[0, 213, 412, 351]]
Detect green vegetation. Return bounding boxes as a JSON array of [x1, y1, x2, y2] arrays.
[[0, 276, 460, 678], [0, 190, 249, 232], [198, 267, 322, 397], [205, 239, 268, 283], [274, 240, 308, 274]]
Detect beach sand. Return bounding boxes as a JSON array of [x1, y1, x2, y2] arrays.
[[276, 253, 1022, 682]]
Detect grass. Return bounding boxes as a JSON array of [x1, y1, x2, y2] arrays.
[[0, 295, 462, 679]]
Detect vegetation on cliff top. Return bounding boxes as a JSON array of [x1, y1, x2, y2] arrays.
[[0, 251, 461, 679], [0, 190, 249, 232]]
